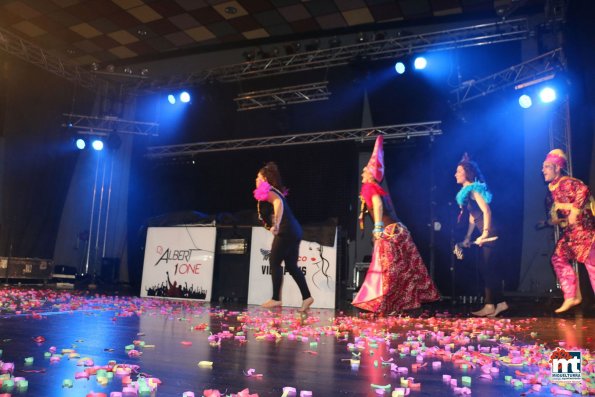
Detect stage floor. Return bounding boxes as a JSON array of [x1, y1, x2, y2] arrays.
[[0, 288, 593, 397]]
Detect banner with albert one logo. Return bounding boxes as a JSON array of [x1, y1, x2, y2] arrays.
[[141, 226, 216, 301]]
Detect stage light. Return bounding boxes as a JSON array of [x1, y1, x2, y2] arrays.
[[394, 62, 406, 74], [518, 94, 532, 109], [414, 57, 427, 70], [75, 138, 86, 150], [539, 87, 557, 103], [180, 91, 191, 103], [242, 50, 255, 61], [91, 139, 104, 151], [167, 94, 176, 105], [329, 37, 341, 48], [305, 40, 320, 52]]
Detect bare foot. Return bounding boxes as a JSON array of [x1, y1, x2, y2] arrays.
[[487, 302, 509, 317], [555, 298, 581, 313], [261, 299, 282, 308], [297, 297, 314, 312], [471, 304, 495, 317]]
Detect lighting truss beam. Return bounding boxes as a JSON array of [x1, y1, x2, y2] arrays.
[[548, 96, 572, 175], [63, 113, 159, 136], [127, 19, 528, 93], [0, 27, 98, 90], [146, 121, 442, 159], [234, 81, 330, 111], [451, 48, 565, 105]]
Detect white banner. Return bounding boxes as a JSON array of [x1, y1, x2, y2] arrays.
[[248, 227, 337, 308], [141, 227, 216, 301]]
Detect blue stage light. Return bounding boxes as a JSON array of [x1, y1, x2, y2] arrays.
[[75, 138, 86, 150], [91, 139, 104, 151], [539, 87, 556, 103], [413, 56, 427, 70], [518, 94, 532, 109], [167, 94, 176, 105], [394, 62, 406, 74], [180, 91, 191, 103]]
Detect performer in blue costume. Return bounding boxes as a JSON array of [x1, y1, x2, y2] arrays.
[[455, 154, 508, 317]]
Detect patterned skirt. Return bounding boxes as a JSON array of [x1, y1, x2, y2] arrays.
[[352, 223, 440, 314]]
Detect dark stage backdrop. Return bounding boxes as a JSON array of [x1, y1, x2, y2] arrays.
[[128, 40, 527, 296], [565, 1, 595, 185], [0, 57, 95, 259], [127, 142, 360, 291]]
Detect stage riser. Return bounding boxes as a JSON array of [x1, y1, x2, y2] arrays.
[[0, 257, 53, 280]]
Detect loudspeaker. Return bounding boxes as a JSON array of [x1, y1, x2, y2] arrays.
[[100, 257, 120, 284], [212, 227, 251, 303]]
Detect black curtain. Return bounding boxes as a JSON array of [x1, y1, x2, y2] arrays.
[[0, 57, 94, 259]]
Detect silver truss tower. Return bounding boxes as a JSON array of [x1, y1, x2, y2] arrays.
[[451, 48, 565, 105], [127, 18, 528, 93], [63, 113, 159, 136], [0, 26, 99, 90], [548, 96, 572, 175], [147, 121, 442, 159], [234, 81, 330, 111]]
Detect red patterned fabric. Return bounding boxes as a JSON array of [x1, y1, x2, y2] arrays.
[[360, 182, 387, 209], [549, 176, 595, 263], [352, 223, 440, 314]]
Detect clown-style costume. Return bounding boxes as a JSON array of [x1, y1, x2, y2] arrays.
[[352, 136, 440, 314], [548, 175, 595, 299]]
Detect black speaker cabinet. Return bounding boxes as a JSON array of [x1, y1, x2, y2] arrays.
[[100, 257, 120, 284], [212, 227, 252, 303]]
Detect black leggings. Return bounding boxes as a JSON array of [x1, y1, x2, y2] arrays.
[[478, 242, 504, 304], [269, 236, 311, 301]]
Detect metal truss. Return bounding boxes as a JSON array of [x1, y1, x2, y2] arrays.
[[146, 121, 441, 159], [548, 95, 572, 175], [234, 81, 330, 111], [0, 26, 99, 90], [63, 113, 159, 136], [451, 48, 565, 105], [127, 18, 528, 93]]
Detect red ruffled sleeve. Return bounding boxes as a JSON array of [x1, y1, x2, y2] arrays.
[[360, 182, 387, 209]]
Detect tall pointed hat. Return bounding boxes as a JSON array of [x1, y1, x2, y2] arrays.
[[366, 135, 384, 181]]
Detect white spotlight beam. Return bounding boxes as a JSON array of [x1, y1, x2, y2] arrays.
[[451, 48, 565, 105], [234, 81, 331, 111], [126, 19, 528, 93], [146, 121, 442, 159], [63, 114, 159, 136]]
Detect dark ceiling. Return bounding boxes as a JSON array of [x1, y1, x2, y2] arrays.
[[0, 0, 545, 71]]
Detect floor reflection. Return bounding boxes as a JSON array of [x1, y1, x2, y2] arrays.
[[0, 291, 592, 397]]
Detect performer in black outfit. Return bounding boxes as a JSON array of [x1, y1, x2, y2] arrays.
[[455, 154, 508, 317], [253, 162, 314, 312]]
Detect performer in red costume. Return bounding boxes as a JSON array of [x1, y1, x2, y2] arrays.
[[352, 136, 440, 314], [542, 149, 595, 313]]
